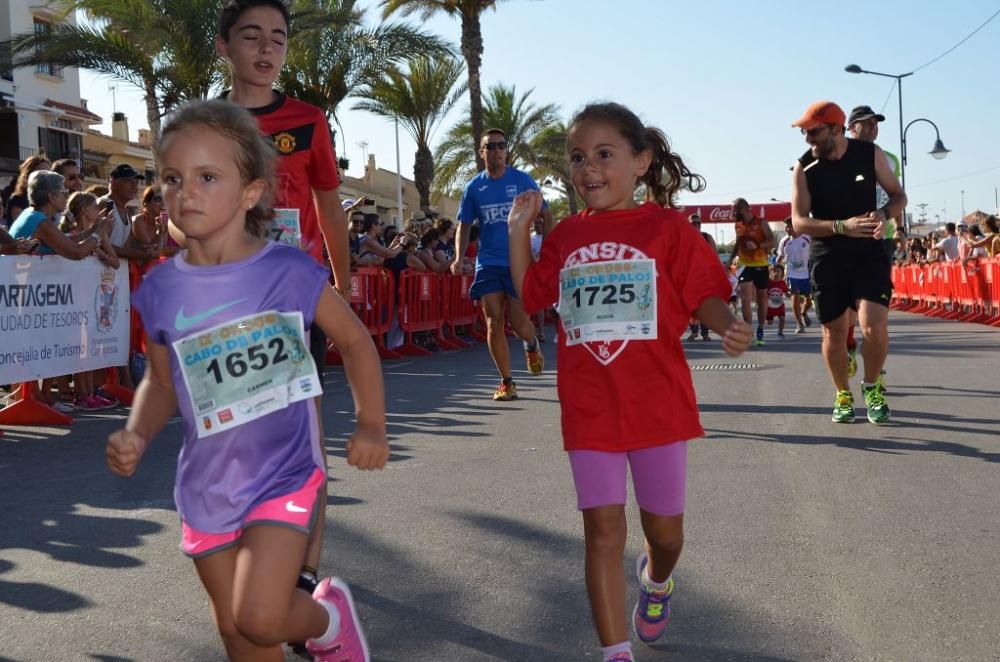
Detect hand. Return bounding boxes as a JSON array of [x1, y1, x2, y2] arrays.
[[721, 319, 753, 357], [507, 191, 543, 234], [868, 210, 887, 240], [346, 427, 389, 470], [844, 215, 879, 238], [106, 429, 148, 477], [14, 238, 37, 254], [449, 260, 463, 276]]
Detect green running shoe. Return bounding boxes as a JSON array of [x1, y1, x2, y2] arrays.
[[863, 383, 890, 425], [846, 347, 858, 379], [832, 390, 855, 423]]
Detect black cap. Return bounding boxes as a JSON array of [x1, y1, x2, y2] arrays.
[[848, 105, 886, 125], [109, 163, 144, 180]]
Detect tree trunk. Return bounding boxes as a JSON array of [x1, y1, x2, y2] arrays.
[[460, 14, 485, 172], [143, 76, 161, 139], [413, 142, 434, 211], [563, 178, 579, 215]]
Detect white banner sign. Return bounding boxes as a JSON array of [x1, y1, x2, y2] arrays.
[[0, 255, 130, 383]]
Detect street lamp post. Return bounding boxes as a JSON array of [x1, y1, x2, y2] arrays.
[[845, 64, 950, 234]]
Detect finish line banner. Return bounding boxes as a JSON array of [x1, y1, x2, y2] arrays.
[[0, 255, 130, 383]]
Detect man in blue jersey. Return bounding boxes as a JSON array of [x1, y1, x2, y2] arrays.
[[451, 129, 553, 401]]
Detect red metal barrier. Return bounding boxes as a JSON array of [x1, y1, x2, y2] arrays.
[[396, 270, 448, 356], [327, 267, 402, 364], [444, 272, 485, 344], [890, 257, 1000, 326]]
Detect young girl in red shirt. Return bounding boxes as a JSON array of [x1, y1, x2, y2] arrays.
[[509, 102, 752, 661]]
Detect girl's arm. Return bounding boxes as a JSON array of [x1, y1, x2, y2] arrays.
[[34, 220, 99, 260], [694, 297, 753, 357], [106, 342, 177, 476], [507, 191, 544, 298], [313, 286, 389, 470]]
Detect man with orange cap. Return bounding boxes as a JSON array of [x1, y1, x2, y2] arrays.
[[790, 101, 906, 425]]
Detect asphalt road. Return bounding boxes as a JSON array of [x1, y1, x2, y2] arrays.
[[1, 311, 998, 662]]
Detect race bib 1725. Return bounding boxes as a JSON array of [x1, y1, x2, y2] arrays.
[[558, 259, 657, 345]]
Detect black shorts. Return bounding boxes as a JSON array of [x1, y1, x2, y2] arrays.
[[738, 266, 769, 290], [309, 322, 328, 379], [810, 246, 892, 324]]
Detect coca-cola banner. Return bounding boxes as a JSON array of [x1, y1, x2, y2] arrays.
[[680, 202, 792, 224]]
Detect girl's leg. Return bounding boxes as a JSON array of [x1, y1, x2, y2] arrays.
[[582, 505, 629, 646], [638, 510, 684, 584], [194, 545, 284, 662], [629, 442, 688, 583], [193, 526, 327, 659]]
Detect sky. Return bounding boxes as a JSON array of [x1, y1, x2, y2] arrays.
[[80, 0, 1000, 244]]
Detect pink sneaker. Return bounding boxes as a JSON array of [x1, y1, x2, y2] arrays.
[[74, 395, 104, 411], [305, 577, 370, 662]]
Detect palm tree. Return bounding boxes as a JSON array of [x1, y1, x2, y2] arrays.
[[524, 121, 578, 216], [379, 0, 507, 172], [12, 0, 226, 137], [432, 83, 559, 198], [353, 56, 466, 211], [281, 0, 453, 138]]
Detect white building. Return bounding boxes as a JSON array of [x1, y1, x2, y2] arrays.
[[0, 0, 101, 183]]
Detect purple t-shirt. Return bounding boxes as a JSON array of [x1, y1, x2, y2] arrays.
[[133, 242, 329, 533]]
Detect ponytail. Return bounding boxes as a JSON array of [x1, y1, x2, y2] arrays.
[[641, 126, 706, 208], [569, 102, 705, 209]]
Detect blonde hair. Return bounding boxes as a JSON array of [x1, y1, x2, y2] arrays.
[[62, 192, 98, 232], [156, 99, 276, 237]]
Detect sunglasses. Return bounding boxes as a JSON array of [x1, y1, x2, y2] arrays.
[[801, 125, 831, 138], [482, 141, 507, 151]]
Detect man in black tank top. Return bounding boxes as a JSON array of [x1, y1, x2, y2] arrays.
[[790, 101, 906, 425]]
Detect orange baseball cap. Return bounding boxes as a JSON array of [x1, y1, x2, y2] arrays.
[[792, 101, 846, 130]]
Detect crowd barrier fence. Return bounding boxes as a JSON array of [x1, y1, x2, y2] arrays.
[[890, 257, 1000, 327]]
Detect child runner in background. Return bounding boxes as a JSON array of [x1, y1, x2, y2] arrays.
[[65, 192, 120, 411], [105, 100, 388, 662], [766, 264, 789, 339], [508, 102, 752, 662]]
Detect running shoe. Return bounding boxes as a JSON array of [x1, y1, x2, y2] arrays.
[[686, 331, 698, 342], [632, 552, 674, 643], [290, 573, 319, 659], [605, 654, 635, 662], [846, 347, 858, 379], [803, 313, 812, 327], [306, 577, 370, 662], [795, 324, 806, 334], [701, 333, 711, 341], [74, 395, 105, 411], [493, 380, 518, 401], [52, 401, 74, 413], [754, 327, 765, 346], [525, 347, 544, 375], [777, 332, 785, 339], [863, 383, 890, 425], [832, 390, 855, 423]]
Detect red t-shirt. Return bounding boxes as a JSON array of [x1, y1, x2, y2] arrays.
[[767, 279, 788, 313], [522, 203, 731, 452], [244, 93, 340, 265]]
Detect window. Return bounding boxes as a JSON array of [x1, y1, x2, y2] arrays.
[[33, 19, 63, 78], [38, 127, 81, 160], [0, 41, 12, 82]]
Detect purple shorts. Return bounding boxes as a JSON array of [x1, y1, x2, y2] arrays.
[[180, 468, 326, 558], [568, 442, 687, 516]]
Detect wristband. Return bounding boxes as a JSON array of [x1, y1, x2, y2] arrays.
[[334, 284, 350, 297], [833, 220, 844, 235]]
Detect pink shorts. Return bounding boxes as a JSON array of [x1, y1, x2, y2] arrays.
[[180, 468, 326, 558], [568, 442, 687, 516]]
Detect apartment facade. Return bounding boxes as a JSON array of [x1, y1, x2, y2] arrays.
[[0, 0, 102, 184], [340, 153, 460, 226]]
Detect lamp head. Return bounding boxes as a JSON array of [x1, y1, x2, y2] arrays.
[[930, 139, 950, 160], [845, 64, 863, 74]]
